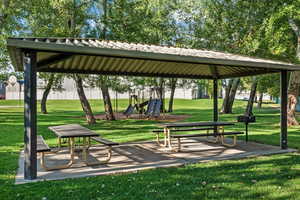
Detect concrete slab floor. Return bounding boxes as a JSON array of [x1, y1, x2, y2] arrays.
[[15, 139, 297, 184]]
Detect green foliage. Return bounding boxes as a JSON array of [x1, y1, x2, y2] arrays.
[[0, 0, 27, 70], [257, 74, 280, 97], [105, 0, 178, 44], [262, 1, 298, 61]]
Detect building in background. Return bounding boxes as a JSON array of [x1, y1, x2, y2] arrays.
[[5, 77, 195, 100], [0, 82, 6, 99]]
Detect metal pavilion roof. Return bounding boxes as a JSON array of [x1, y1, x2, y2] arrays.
[[7, 37, 300, 79]]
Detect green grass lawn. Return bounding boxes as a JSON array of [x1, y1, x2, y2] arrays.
[[1, 98, 300, 199]]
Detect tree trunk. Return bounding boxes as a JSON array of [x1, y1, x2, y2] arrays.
[[221, 78, 240, 114], [168, 78, 177, 113], [227, 78, 240, 113], [156, 78, 165, 112], [41, 74, 54, 114], [287, 19, 300, 126], [245, 77, 258, 116], [99, 76, 115, 121], [74, 74, 96, 125], [287, 72, 300, 125], [257, 93, 263, 109], [221, 79, 233, 113]]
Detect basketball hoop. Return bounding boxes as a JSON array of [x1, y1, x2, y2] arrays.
[[8, 75, 17, 86]]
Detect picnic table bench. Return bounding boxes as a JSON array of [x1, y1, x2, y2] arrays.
[[155, 122, 244, 151], [37, 135, 66, 171]]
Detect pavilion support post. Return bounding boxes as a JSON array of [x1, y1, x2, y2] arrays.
[[24, 51, 37, 180], [280, 70, 288, 149], [213, 79, 218, 134]]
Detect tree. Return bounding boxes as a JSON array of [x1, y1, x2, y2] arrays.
[[256, 74, 279, 108], [90, 0, 180, 115], [167, 78, 177, 113], [0, 0, 26, 71], [221, 78, 240, 114], [262, 1, 300, 125], [99, 76, 115, 120], [20, 0, 95, 121], [66, 0, 97, 124], [74, 74, 96, 124], [245, 77, 258, 116], [39, 73, 63, 114]]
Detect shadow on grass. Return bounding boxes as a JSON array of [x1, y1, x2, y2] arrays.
[[3, 153, 299, 200]]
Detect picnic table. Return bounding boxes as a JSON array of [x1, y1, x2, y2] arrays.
[[157, 121, 243, 151], [37, 124, 119, 171], [48, 124, 99, 169]]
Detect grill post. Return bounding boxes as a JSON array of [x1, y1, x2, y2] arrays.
[[213, 79, 218, 135]]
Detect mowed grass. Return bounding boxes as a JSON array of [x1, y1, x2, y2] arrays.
[[1, 98, 300, 199]]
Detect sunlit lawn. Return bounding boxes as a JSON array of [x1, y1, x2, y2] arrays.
[[1, 98, 300, 199]]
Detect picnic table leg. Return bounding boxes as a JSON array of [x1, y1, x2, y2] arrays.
[[155, 133, 162, 146], [82, 137, 88, 162], [176, 138, 181, 152], [219, 126, 237, 147], [167, 129, 173, 150], [206, 129, 218, 143], [163, 128, 167, 147], [83, 137, 113, 166], [88, 137, 91, 148], [40, 137, 75, 170]]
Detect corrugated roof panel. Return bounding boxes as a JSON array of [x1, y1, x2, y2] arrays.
[[130, 60, 145, 73], [144, 61, 161, 74], [7, 37, 300, 78], [78, 56, 89, 70], [96, 57, 108, 71], [189, 64, 209, 76], [91, 56, 105, 71], [112, 58, 126, 72], [164, 62, 182, 75], [62, 56, 74, 70], [110, 57, 124, 72], [85, 56, 96, 70], [122, 59, 139, 73], [101, 57, 115, 71]]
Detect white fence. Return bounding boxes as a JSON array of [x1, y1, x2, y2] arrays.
[[5, 78, 194, 100]]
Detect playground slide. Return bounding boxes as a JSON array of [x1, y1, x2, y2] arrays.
[[123, 104, 134, 116], [145, 99, 161, 117], [152, 99, 161, 117], [145, 99, 155, 116]]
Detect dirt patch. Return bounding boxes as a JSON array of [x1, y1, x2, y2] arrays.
[[93, 112, 191, 122]]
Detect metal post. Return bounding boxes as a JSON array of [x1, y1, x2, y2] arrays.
[[213, 79, 218, 122], [213, 79, 218, 135], [280, 70, 288, 149], [24, 51, 37, 180]]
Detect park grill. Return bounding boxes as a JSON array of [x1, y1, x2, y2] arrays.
[[237, 115, 256, 142]]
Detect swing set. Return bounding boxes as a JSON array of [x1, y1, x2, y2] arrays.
[[123, 88, 164, 119]]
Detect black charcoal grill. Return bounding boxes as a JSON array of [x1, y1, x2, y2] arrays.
[[237, 115, 256, 142]]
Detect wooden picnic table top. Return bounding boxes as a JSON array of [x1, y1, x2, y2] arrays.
[[48, 124, 99, 138], [159, 121, 235, 128]]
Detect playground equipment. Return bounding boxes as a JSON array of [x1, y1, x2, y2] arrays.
[[144, 99, 162, 118], [123, 88, 163, 118], [123, 94, 148, 117]]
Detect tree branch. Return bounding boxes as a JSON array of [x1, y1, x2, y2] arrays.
[[288, 19, 300, 36]]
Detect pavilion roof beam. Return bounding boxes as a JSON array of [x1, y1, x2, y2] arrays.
[[209, 65, 219, 79], [38, 67, 214, 79], [37, 54, 73, 70]]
